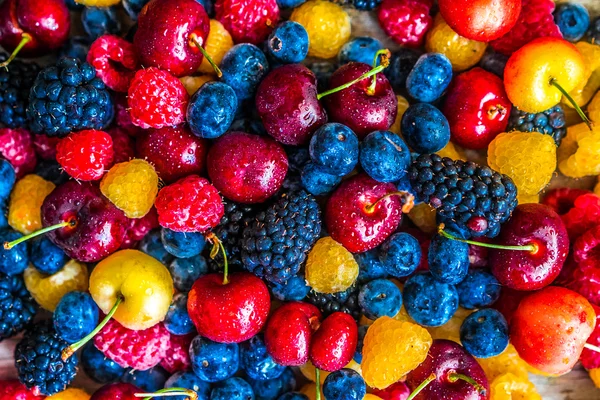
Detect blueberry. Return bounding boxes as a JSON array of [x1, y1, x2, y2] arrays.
[[385, 48, 421, 92], [211, 377, 255, 400], [276, 0, 305, 9], [406, 53, 453, 103], [165, 371, 212, 400], [403, 272, 458, 327], [456, 269, 501, 309], [248, 367, 296, 400], [240, 334, 286, 381], [161, 228, 206, 259], [401, 103, 450, 154], [267, 22, 309, 64], [0, 228, 29, 276], [360, 131, 411, 183], [355, 250, 388, 283], [81, 344, 125, 384], [338, 37, 383, 66], [196, 0, 215, 17], [554, 3, 590, 42], [221, 44, 270, 103], [479, 51, 509, 78], [53, 291, 99, 343], [309, 123, 359, 177], [121, 366, 169, 392], [277, 393, 308, 400], [188, 82, 238, 139], [0, 160, 16, 201], [0, 201, 7, 229], [270, 275, 310, 301], [428, 234, 469, 285], [30, 237, 68, 275], [190, 336, 239, 382], [140, 230, 174, 265], [460, 308, 509, 358], [323, 369, 366, 400], [82, 7, 121, 40], [164, 293, 195, 335], [378, 232, 421, 278], [59, 37, 91, 63], [301, 162, 342, 196], [358, 279, 402, 320], [169, 255, 208, 292], [353, 325, 368, 364], [123, 0, 152, 20]]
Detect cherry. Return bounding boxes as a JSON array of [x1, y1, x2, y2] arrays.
[[491, 287, 531, 327], [372, 381, 411, 400], [90, 382, 197, 400], [310, 312, 357, 372]]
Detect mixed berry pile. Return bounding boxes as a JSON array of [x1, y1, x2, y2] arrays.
[[2, 0, 600, 399]]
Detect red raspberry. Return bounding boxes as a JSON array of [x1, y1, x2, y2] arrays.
[[561, 193, 600, 241], [160, 333, 194, 374], [127, 67, 189, 129], [0, 128, 37, 178], [114, 94, 141, 137], [0, 380, 44, 400], [87, 35, 139, 93], [155, 175, 224, 232], [567, 260, 600, 307], [94, 319, 171, 371], [580, 304, 600, 369], [542, 187, 592, 216], [108, 127, 136, 165], [377, 0, 434, 48], [56, 129, 114, 181], [573, 225, 600, 264], [120, 207, 159, 249], [32, 135, 60, 161], [490, 0, 562, 55], [216, 0, 280, 45]]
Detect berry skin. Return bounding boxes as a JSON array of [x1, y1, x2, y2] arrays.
[[542, 187, 591, 216], [0, 159, 16, 201], [140, 229, 174, 265], [164, 293, 195, 336], [220, 44, 270, 103], [560, 193, 600, 240], [310, 312, 358, 372], [377, 0, 433, 48], [460, 309, 509, 359], [0, 128, 37, 179], [507, 105, 566, 146], [0, 380, 45, 400], [81, 344, 126, 384], [53, 291, 99, 343], [378, 232, 421, 278], [190, 335, 240, 382], [360, 131, 411, 183], [0, 57, 40, 129], [121, 367, 169, 392], [267, 21, 310, 64], [403, 273, 459, 327], [361, 317, 432, 389], [8, 174, 55, 234], [270, 276, 310, 302], [56, 130, 114, 181], [558, 122, 600, 178], [338, 37, 382, 66], [0, 273, 36, 341], [456, 269, 501, 310], [155, 175, 224, 233], [240, 334, 286, 381], [587, 16, 600, 45], [290, 0, 351, 59], [211, 377, 255, 400], [358, 279, 402, 320], [127, 67, 189, 129], [428, 233, 469, 285], [305, 237, 359, 294], [308, 122, 359, 176], [187, 82, 238, 139], [87, 34, 139, 92], [323, 369, 366, 400], [406, 53, 453, 103], [161, 229, 206, 259], [100, 159, 158, 218], [0, 229, 29, 276], [553, 2, 590, 42], [164, 371, 211, 400], [216, 0, 279, 45], [489, 373, 542, 400], [306, 284, 361, 322], [198, 20, 234, 74], [402, 103, 450, 153], [301, 163, 342, 196], [82, 7, 121, 40], [160, 333, 194, 374]]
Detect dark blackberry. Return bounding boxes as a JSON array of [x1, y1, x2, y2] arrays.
[[507, 105, 566, 146], [27, 57, 113, 138], [586, 16, 600, 44], [408, 154, 518, 238], [352, 0, 382, 10], [0, 55, 40, 129], [242, 190, 321, 284], [306, 284, 362, 321], [15, 321, 78, 396], [0, 273, 36, 340]]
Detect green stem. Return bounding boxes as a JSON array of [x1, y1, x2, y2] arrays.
[[550, 78, 592, 130], [318, 62, 388, 101], [406, 373, 436, 400], [134, 388, 198, 400], [368, 49, 391, 95], [205, 233, 229, 285], [61, 295, 124, 360], [438, 224, 538, 253], [0, 33, 32, 70], [190, 34, 222, 78], [315, 368, 321, 400], [4, 220, 75, 250], [365, 191, 415, 214], [448, 373, 487, 396]]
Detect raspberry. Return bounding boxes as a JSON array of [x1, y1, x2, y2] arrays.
[[32, 135, 60, 161], [160, 333, 194, 374], [487, 131, 556, 197], [100, 159, 158, 218], [557, 123, 600, 178], [305, 237, 359, 294], [199, 20, 234, 75], [567, 260, 600, 306], [56, 129, 114, 181], [155, 175, 224, 232], [114, 94, 140, 137], [580, 304, 600, 369], [489, 373, 541, 400], [0, 56, 40, 129], [8, 174, 55, 234], [377, 0, 433, 48], [573, 225, 600, 265], [108, 127, 135, 164], [46, 388, 90, 400], [0, 273, 36, 341], [541, 188, 591, 216], [127, 67, 189, 129], [87, 34, 139, 92], [120, 207, 159, 249], [476, 344, 529, 383], [490, 0, 562, 55], [361, 317, 432, 389], [94, 319, 170, 371], [215, 0, 279, 45], [0, 128, 37, 178], [561, 193, 600, 241], [0, 380, 44, 400]]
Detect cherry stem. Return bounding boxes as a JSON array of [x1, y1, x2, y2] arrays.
[[0, 33, 32, 70], [315, 368, 321, 400], [448, 373, 487, 396], [585, 343, 600, 353], [62, 295, 124, 360], [550, 78, 592, 130], [406, 373, 436, 400], [368, 49, 391, 95], [438, 224, 538, 253], [134, 388, 198, 400], [205, 232, 229, 285], [365, 191, 415, 214], [190, 34, 222, 78], [4, 220, 75, 250]]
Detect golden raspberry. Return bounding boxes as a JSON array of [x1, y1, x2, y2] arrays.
[[477, 344, 529, 383], [362, 316, 432, 389], [425, 14, 487, 72], [100, 159, 159, 218], [517, 193, 539, 205], [8, 175, 55, 235], [407, 202, 437, 234], [179, 75, 215, 96], [589, 91, 600, 123], [75, 0, 119, 5], [199, 20, 234, 75], [557, 123, 600, 178], [488, 131, 557, 196], [24, 259, 89, 312], [47, 388, 91, 400], [489, 373, 541, 400], [436, 141, 466, 161], [389, 95, 410, 136], [290, 0, 351, 59], [564, 42, 600, 108], [305, 237, 358, 293], [427, 307, 473, 344], [590, 368, 600, 388]]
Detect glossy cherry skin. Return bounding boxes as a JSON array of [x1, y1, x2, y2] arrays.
[[310, 312, 358, 372], [406, 339, 489, 400], [372, 381, 411, 400], [491, 287, 531, 327], [207, 131, 288, 204], [442, 67, 511, 150], [0, 0, 70, 57], [134, 0, 210, 77], [323, 63, 397, 139], [438, 0, 521, 42], [511, 286, 596, 375], [489, 203, 569, 291], [188, 272, 271, 343], [256, 64, 327, 145], [90, 383, 139, 400], [326, 173, 403, 253]]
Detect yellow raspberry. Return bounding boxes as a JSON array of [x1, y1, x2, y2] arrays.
[[427, 307, 473, 344], [488, 131, 557, 196], [47, 388, 91, 400], [290, 0, 351, 59], [8, 175, 55, 234], [517, 193, 539, 205], [436, 141, 466, 161], [75, 0, 120, 5], [564, 42, 600, 108], [305, 237, 359, 293], [590, 368, 600, 388], [362, 316, 432, 389], [589, 91, 600, 123], [407, 202, 437, 234], [393, 305, 415, 323], [489, 373, 541, 400], [100, 159, 158, 218], [477, 344, 529, 383], [389, 95, 410, 136], [199, 20, 234, 75], [24, 259, 89, 312], [425, 15, 487, 72], [179, 75, 215, 96], [557, 123, 600, 178]]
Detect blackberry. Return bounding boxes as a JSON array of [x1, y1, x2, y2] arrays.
[[241, 190, 321, 284], [0, 273, 36, 340], [352, 0, 382, 10], [408, 154, 518, 238], [0, 55, 40, 129], [586, 16, 600, 44], [34, 159, 70, 186], [27, 57, 113, 137], [507, 105, 566, 146], [306, 284, 362, 321], [15, 321, 78, 396]]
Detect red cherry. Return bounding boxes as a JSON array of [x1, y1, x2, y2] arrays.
[[310, 312, 357, 372], [372, 381, 411, 400], [90, 383, 139, 400], [0, 380, 44, 400]]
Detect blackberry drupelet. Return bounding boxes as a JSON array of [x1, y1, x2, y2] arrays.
[[352, 0, 382, 10], [241, 190, 321, 284], [306, 284, 362, 322], [0, 55, 40, 129], [0, 273, 36, 340], [408, 154, 518, 238], [507, 105, 566, 146], [27, 57, 113, 137], [15, 321, 78, 396]]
